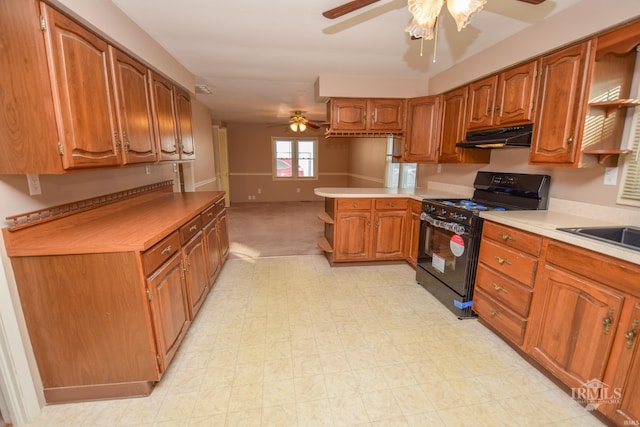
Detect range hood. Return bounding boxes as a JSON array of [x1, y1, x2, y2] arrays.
[[456, 124, 533, 149]]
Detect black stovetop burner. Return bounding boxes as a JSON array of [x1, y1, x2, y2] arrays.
[[439, 199, 507, 212]]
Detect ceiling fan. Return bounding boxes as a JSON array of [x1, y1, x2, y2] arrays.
[[272, 111, 325, 133], [323, 0, 547, 41]]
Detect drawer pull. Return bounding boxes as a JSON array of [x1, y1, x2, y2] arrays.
[[492, 283, 506, 293], [189, 225, 198, 232], [500, 233, 514, 241], [207, 212, 213, 217], [352, 203, 358, 208], [388, 202, 396, 207], [625, 319, 638, 350], [489, 309, 499, 317], [160, 245, 172, 255], [602, 308, 614, 335], [495, 256, 511, 266]]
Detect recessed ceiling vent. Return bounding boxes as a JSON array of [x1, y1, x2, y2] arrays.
[[195, 84, 212, 94]]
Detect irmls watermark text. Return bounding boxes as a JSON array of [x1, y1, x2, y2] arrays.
[[571, 379, 621, 411]]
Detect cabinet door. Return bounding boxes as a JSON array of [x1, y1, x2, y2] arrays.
[[607, 300, 640, 425], [217, 210, 230, 262], [150, 72, 180, 161], [528, 264, 624, 390], [406, 201, 422, 267], [174, 87, 195, 160], [334, 211, 372, 261], [373, 211, 406, 260], [529, 42, 593, 164], [439, 87, 467, 163], [495, 60, 538, 126], [369, 99, 405, 131], [146, 253, 190, 373], [183, 232, 209, 319], [110, 48, 157, 164], [203, 219, 222, 286], [41, 4, 120, 169], [330, 98, 368, 131], [404, 96, 441, 163], [466, 75, 497, 130]]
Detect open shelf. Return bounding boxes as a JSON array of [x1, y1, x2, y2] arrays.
[[582, 149, 631, 164], [589, 99, 640, 117], [317, 237, 333, 253], [317, 211, 334, 224]]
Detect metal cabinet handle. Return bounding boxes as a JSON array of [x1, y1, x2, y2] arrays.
[[388, 202, 396, 207], [189, 225, 198, 232], [500, 233, 514, 242], [489, 309, 499, 317], [160, 245, 172, 255], [352, 203, 358, 208], [495, 256, 511, 266], [492, 283, 505, 293], [602, 308, 614, 335], [625, 319, 638, 350]]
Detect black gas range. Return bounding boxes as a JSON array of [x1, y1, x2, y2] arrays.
[[416, 172, 550, 319]]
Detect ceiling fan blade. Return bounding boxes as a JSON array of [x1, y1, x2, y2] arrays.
[[306, 122, 321, 129], [515, 0, 546, 4], [322, 0, 382, 19]]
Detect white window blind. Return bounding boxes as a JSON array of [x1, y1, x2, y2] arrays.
[[618, 105, 640, 206]]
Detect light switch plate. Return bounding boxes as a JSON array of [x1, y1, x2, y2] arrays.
[[603, 167, 618, 186], [27, 174, 42, 195]]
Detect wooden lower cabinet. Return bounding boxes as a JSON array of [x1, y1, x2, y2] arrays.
[[146, 252, 191, 374], [329, 198, 409, 263], [527, 264, 624, 390], [605, 299, 640, 425], [3, 191, 228, 403], [405, 200, 422, 267]]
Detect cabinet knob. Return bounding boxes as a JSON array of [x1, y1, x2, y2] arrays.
[[160, 245, 172, 255], [500, 233, 514, 242], [625, 319, 638, 350], [602, 308, 614, 335], [190, 225, 198, 232]]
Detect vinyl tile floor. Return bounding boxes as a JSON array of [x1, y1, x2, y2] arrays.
[[21, 255, 605, 427]]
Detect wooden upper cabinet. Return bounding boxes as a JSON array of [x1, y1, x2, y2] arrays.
[[109, 48, 157, 165], [328, 98, 405, 132], [369, 99, 405, 131], [174, 87, 195, 160], [439, 87, 468, 163], [495, 60, 539, 126], [529, 42, 594, 165], [403, 95, 442, 163], [41, 3, 121, 170], [439, 87, 490, 164], [467, 75, 498, 130], [150, 72, 180, 161], [467, 60, 538, 131]]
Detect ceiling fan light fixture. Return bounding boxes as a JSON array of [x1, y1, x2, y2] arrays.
[[405, 0, 485, 39]]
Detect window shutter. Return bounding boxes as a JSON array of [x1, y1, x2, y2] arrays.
[[619, 106, 640, 205]]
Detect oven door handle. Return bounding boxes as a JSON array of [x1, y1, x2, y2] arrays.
[[420, 212, 467, 235]]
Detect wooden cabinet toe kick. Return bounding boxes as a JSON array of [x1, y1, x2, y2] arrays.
[[44, 381, 155, 404]]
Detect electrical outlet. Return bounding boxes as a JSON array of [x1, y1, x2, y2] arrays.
[[296, 188, 300, 193], [437, 164, 442, 173], [248, 195, 252, 200], [257, 188, 262, 194], [604, 167, 618, 186], [145, 165, 151, 175], [27, 174, 42, 195]]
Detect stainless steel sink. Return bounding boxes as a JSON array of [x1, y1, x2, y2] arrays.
[[557, 226, 640, 252]]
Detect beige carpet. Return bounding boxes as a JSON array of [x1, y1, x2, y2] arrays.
[[226, 201, 325, 259]]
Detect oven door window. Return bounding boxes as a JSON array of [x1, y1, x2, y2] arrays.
[[420, 223, 471, 296]]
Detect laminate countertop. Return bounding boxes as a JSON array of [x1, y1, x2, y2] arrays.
[[314, 186, 640, 266]]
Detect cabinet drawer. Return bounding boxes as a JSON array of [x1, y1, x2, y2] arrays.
[[180, 216, 202, 244], [375, 198, 408, 210], [337, 199, 372, 210], [482, 221, 542, 256], [201, 204, 217, 225], [475, 264, 533, 317], [473, 288, 527, 346], [479, 239, 538, 286], [142, 231, 180, 275]]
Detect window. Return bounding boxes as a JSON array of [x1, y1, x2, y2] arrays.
[[272, 137, 317, 179], [384, 136, 416, 189]]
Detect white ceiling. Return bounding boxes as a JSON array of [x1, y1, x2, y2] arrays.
[[109, 0, 590, 124]]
